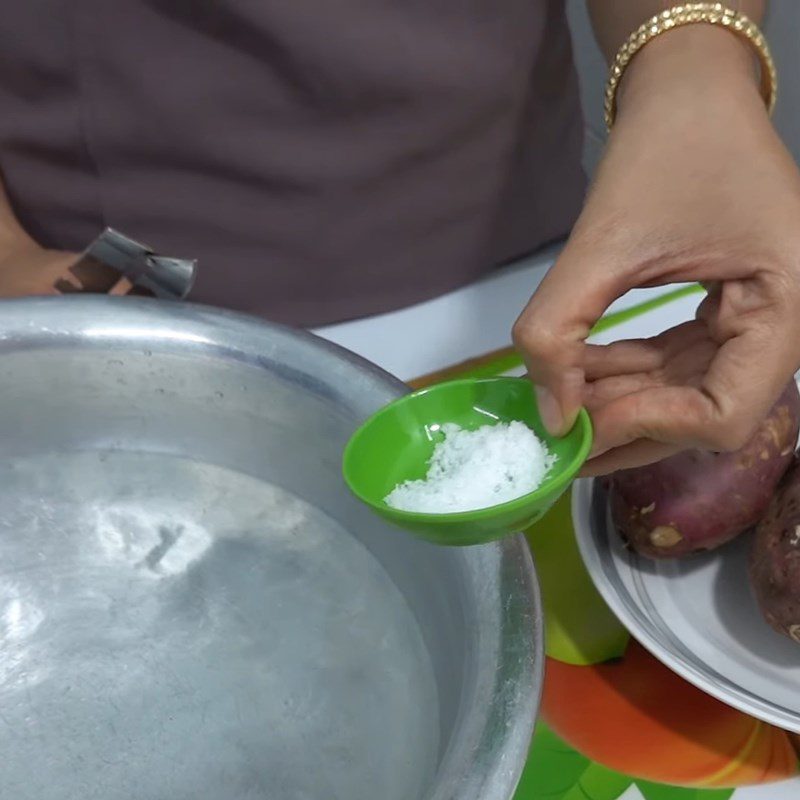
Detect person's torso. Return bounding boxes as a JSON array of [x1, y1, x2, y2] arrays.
[[0, 0, 585, 325]]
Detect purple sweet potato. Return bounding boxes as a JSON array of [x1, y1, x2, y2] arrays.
[[750, 459, 800, 642], [609, 381, 800, 559]]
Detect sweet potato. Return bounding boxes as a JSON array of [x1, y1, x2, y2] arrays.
[[608, 381, 800, 559], [750, 458, 800, 642]]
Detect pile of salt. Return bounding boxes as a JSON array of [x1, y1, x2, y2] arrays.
[[385, 421, 556, 514]]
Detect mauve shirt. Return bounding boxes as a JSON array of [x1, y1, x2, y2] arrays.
[[0, 0, 585, 326]]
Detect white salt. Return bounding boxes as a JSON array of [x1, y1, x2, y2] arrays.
[[385, 421, 557, 514]]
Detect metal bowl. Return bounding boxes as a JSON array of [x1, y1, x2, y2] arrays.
[[0, 297, 542, 800]]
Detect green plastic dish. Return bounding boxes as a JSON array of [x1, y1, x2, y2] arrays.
[[342, 377, 593, 546]]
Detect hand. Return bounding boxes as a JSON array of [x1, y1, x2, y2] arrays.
[[0, 238, 77, 297], [513, 25, 800, 475]]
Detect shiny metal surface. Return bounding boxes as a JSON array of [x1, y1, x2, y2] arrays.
[[0, 297, 542, 800], [73, 227, 197, 298]]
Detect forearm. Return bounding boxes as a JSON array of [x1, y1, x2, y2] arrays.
[[0, 176, 37, 255], [516, 0, 800, 474], [0, 168, 76, 295]]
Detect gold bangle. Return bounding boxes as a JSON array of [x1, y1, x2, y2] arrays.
[[604, 3, 777, 131]]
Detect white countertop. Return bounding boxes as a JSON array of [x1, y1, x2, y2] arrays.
[[316, 245, 702, 379]]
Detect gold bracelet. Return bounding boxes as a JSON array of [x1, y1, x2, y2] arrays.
[[604, 3, 777, 131]]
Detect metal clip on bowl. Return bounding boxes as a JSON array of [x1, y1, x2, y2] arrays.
[[54, 228, 197, 301]]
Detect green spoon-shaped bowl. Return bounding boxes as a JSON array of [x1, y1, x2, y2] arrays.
[[342, 377, 593, 546]]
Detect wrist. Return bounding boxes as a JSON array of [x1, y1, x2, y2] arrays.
[[616, 23, 766, 124]]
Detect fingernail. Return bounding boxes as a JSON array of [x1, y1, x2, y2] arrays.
[[535, 386, 564, 435]]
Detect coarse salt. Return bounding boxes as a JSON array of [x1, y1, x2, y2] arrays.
[[385, 421, 557, 514]]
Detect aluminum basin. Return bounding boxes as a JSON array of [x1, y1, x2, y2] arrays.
[[0, 297, 542, 800]]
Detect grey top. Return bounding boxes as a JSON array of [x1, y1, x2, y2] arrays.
[[0, 0, 585, 325]]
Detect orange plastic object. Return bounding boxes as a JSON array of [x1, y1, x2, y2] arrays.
[[542, 641, 799, 788]]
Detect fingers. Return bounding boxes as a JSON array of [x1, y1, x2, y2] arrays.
[[587, 326, 790, 457], [580, 440, 684, 476], [514, 243, 631, 435], [584, 373, 659, 409], [587, 385, 711, 456], [583, 340, 663, 380], [695, 284, 721, 329], [583, 322, 708, 382], [584, 322, 715, 408], [697, 326, 791, 450]]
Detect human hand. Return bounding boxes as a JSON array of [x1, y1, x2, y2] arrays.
[[0, 238, 77, 297], [513, 25, 800, 475]]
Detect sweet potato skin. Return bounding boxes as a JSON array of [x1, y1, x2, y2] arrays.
[[750, 459, 800, 642], [608, 382, 800, 559]]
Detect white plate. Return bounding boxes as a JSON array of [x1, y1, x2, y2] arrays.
[[572, 478, 800, 732]]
